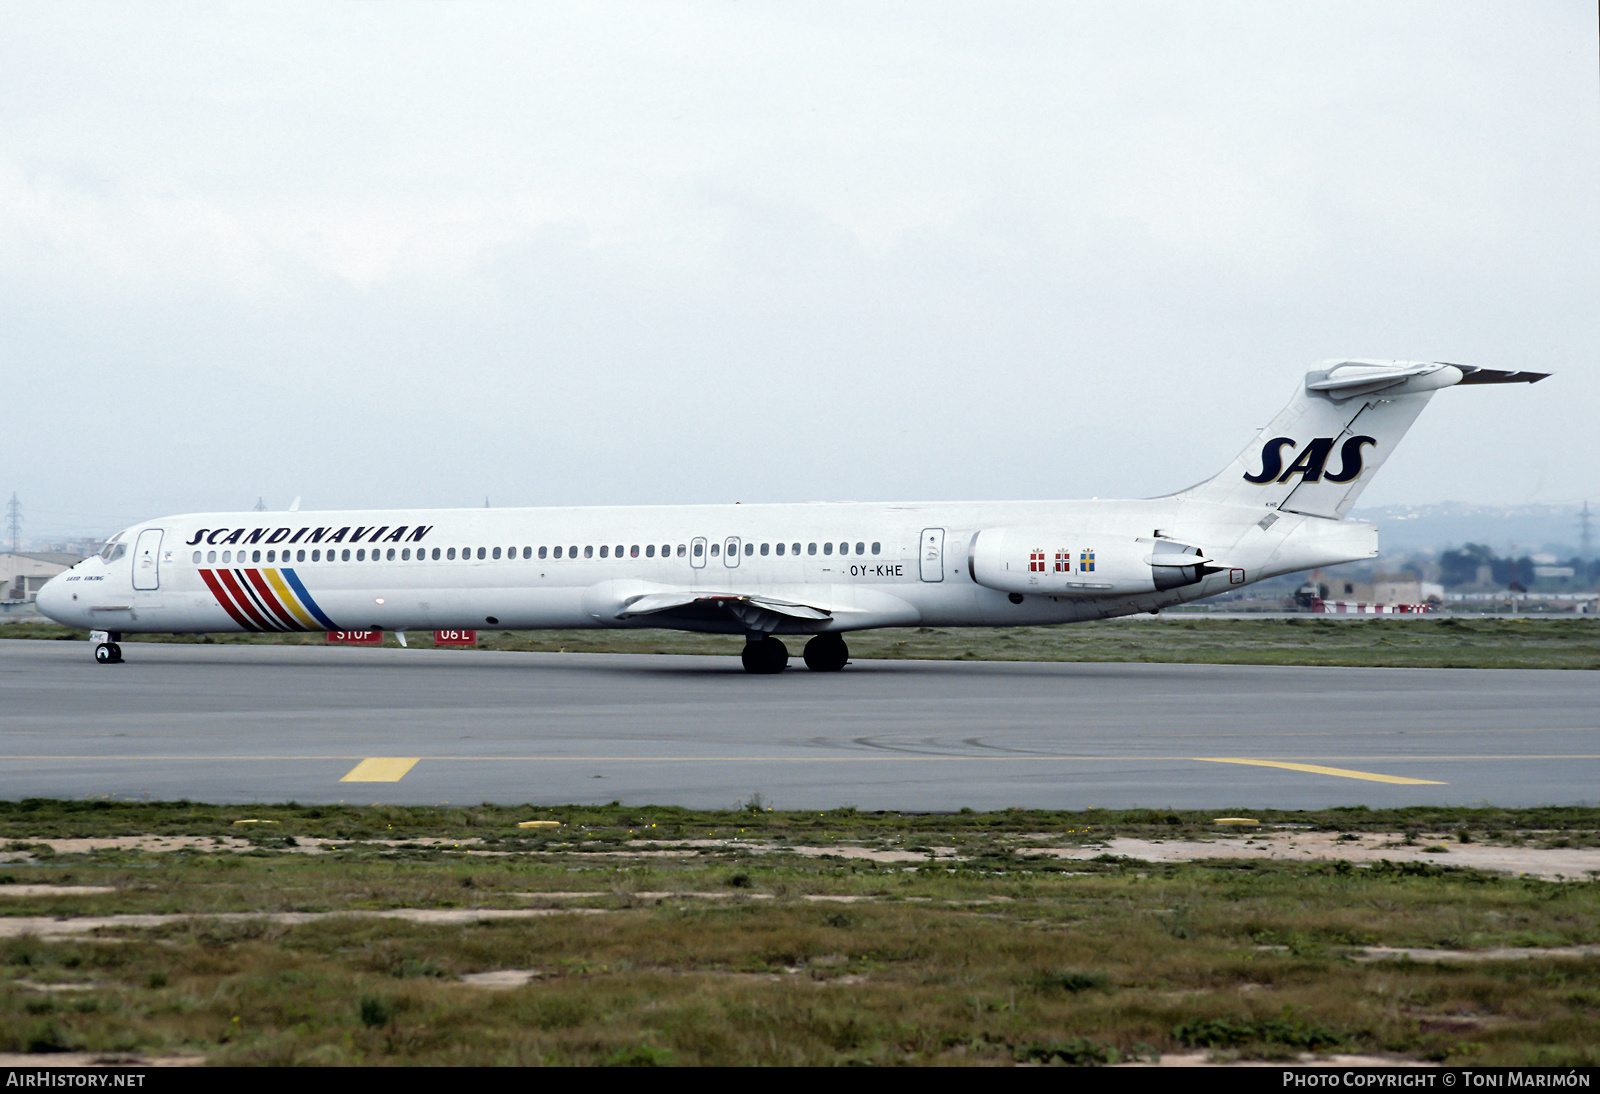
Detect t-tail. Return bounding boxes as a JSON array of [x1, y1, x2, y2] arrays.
[[1179, 360, 1549, 519]]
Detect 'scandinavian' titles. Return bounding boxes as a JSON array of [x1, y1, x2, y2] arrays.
[[184, 525, 433, 547]]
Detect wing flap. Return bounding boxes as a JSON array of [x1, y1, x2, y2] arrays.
[[618, 591, 833, 624]]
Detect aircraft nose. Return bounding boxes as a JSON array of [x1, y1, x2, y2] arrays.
[[35, 571, 73, 624]]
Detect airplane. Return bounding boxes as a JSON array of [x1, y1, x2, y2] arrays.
[[36, 360, 1547, 673]]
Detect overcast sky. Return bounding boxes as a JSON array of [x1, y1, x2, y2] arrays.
[[4, 1, 1596, 542]]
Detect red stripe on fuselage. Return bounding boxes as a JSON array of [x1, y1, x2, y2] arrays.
[[199, 569, 259, 631], [243, 569, 302, 630], [214, 568, 278, 631]]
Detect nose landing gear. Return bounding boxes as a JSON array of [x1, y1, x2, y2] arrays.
[[93, 632, 124, 665]]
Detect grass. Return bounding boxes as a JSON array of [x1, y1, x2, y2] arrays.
[[2, 802, 1600, 1065], [7, 615, 1600, 669]]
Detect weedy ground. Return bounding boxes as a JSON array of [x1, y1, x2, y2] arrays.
[[2, 802, 1600, 1066], [8, 616, 1600, 669]]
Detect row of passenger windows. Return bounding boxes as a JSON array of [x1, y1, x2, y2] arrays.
[[193, 541, 884, 565]]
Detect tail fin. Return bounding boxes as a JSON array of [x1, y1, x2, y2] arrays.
[[1179, 361, 1548, 519]]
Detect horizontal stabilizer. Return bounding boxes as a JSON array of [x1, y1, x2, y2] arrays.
[[1450, 365, 1551, 386]]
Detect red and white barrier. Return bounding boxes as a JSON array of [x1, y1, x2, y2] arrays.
[[1308, 599, 1432, 614]]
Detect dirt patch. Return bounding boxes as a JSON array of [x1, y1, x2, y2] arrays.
[[1075, 831, 1600, 881], [5, 828, 1595, 879]]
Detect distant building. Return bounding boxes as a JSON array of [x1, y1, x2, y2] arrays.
[[1369, 574, 1424, 604], [1, 551, 83, 603], [1309, 572, 1432, 614]]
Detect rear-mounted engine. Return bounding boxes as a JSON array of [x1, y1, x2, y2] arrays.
[[967, 527, 1216, 597]]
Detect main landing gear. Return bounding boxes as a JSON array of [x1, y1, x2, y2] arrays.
[[802, 633, 848, 672], [740, 636, 788, 674], [738, 633, 851, 674]]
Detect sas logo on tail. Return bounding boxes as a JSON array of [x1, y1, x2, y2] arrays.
[[1244, 435, 1377, 485]]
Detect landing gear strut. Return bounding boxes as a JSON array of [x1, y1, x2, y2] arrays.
[[740, 635, 789, 674], [803, 633, 848, 672]]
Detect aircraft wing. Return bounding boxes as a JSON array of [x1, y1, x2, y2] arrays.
[[617, 590, 834, 633], [581, 579, 920, 633]]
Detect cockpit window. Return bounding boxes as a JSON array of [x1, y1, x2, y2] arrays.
[[99, 535, 128, 563]]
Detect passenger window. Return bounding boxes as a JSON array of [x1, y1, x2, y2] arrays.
[[710, 543, 719, 556], [872, 542, 880, 554], [823, 542, 832, 555], [677, 544, 685, 557], [646, 544, 655, 557], [808, 543, 816, 555], [775, 543, 784, 556], [222, 551, 232, 563], [387, 548, 396, 561], [600, 545, 609, 558], [431, 548, 440, 560], [207, 550, 217, 563], [553, 546, 562, 559], [584, 546, 593, 558], [191, 551, 201, 563], [760, 543, 769, 556], [493, 547, 502, 559], [745, 542, 754, 556], [447, 548, 456, 560], [615, 545, 623, 557], [630, 545, 639, 558], [856, 542, 864, 555]]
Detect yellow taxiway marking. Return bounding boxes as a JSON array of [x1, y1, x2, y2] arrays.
[[1195, 758, 1445, 785], [340, 758, 420, 783]]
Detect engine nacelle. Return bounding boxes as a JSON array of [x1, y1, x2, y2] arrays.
[[967, 527, 1213, 597]]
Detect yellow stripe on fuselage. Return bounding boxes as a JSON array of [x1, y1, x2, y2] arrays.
[[264, 569, 319, 630]]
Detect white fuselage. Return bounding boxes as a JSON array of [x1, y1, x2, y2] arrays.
[[36, 495, 1376, 638], [37, 361, 1547, 667]]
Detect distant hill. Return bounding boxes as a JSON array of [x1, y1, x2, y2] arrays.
[[1350, 502, 1591, 558]]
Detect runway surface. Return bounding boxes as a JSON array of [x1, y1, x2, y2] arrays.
[[2, 639, 1596, 810]]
